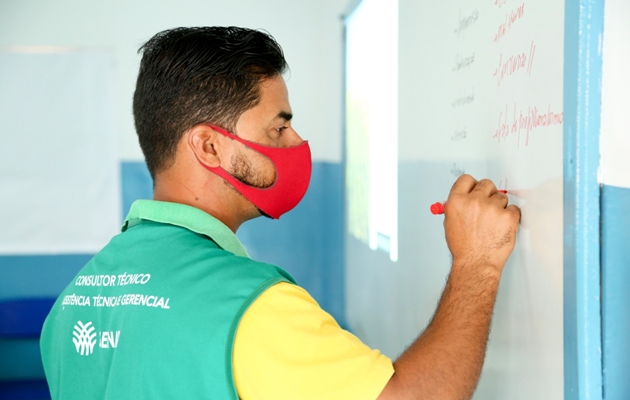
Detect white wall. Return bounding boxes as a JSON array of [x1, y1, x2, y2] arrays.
[[0, 0, 346, 162], [601, 0, 630, 188]]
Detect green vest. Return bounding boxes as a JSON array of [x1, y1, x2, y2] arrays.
[[40, 200, 295, 399]]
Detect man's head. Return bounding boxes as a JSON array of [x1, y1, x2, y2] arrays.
[[133, 26, 288, 179], [133, 27, 310, 229]]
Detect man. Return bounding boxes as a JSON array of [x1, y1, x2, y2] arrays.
[[41, 27, 520, 399]]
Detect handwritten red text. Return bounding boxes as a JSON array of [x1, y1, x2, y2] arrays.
[[494, 0, 507, 9], [493, 41, 536, 86], [498, 177, 510, 191], [494, 3, 525, 42], [493, 103, 563, 148]]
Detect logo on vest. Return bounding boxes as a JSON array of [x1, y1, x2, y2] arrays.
[[72, 321, 120, 356], [73, 321, 97, 356]]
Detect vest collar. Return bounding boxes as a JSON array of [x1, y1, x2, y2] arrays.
[[122, 200, 249, 258]]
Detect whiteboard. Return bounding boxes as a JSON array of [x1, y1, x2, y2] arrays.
[[345, 0, 564, 398]]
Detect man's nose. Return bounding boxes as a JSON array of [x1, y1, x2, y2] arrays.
[[285, 128, 305, 147]]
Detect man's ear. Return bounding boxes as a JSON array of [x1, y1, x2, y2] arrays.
[[187, 125, 221, 168]]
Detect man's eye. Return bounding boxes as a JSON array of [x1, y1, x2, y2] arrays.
[[276, 126, 288, 134]]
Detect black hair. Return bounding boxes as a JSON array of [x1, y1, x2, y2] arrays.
[[133, 26, 288, 178]]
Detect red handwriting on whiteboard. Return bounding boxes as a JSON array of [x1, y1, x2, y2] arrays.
[[492, 41, 536, 86], [493, 103, 564, 148], [494, 3, 525, 42], [494, 0, 507, 9], [498, 177, 509, 191]]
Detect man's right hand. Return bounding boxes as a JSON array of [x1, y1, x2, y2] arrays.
[[377, 175, 521, 400], [443, 174, 521, 276]]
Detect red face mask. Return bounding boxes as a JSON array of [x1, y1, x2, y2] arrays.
[[201, 125, 312, 219]]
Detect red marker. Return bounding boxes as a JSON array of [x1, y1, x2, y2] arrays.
[[430, 190, 507, 215]]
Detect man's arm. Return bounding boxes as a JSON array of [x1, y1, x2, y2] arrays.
[[378, 174, 521, 400]]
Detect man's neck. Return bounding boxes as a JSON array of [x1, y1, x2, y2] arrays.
[[152, 177, 251, 233]]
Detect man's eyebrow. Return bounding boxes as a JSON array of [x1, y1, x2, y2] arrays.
[[276, 111, 293, 122], [265, 111, 293, 130]]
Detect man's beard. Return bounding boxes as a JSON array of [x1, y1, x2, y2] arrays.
[[228, 151, 275, 189], [227, 151, 275, 218]]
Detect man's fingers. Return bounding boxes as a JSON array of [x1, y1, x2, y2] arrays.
[[506, 204, 522, 224], [491, 191, 509, 208], [471, 179, 498, 196], [449, 174, 478, 196]]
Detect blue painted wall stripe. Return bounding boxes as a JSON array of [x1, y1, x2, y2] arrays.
[[0, 254, 91, 380], [563, 0, 604, 399], [0, 255, 93, 301], [601, 184, 630, 399]]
